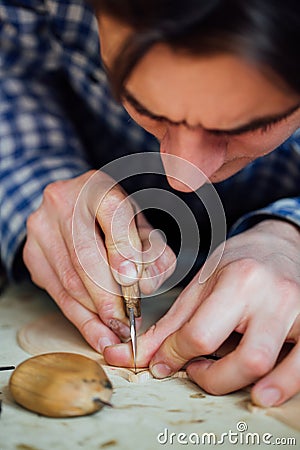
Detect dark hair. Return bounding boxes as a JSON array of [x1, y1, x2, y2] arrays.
[[88, 0, 300, 99]]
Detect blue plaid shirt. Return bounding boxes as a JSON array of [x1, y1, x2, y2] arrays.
[[1, 0, 300, 280]]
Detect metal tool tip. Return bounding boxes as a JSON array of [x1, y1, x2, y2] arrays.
[[129, 308, 137, 373]]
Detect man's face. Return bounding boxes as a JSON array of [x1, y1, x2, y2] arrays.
[[98, 15, 300, 191]]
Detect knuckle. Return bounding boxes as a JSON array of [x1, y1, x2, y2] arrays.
[[44, 179, 67, 199], [222, 258, 268, 290], [278, 278, 300, 304], [160, 244, 177, 268], [26, 209, 43, 233], [168, 246, 177, 265], [60, 267, 82, 297], [105, 236, 130, 252], [72, 249, 86, 272], [30, 276, 43, 289], [22, 240, 32, 266], [79, 316, 98, 342], [241, 348, 274, 378], [55, 287, 72, 311], [22, 241, 42, 288], [43, 180, 73, 213], [164, 249, 177, 276], [233, 257, 264, 278], [72, 238, 94, 259], [146, 245, 176, 284], [43, 181, 64, 204], [167, 338, 188, 366], [187, 327, 216, 355], [100, 186, 128, 214], [24, 258, 42, 287]]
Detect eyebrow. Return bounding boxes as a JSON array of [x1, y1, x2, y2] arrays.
[[123, 90, 300, 136]]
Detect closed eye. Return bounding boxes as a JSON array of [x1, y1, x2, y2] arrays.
[[123, 90, 300, 137], [209, 115, 289, 137], [123, 92, 180, 125]]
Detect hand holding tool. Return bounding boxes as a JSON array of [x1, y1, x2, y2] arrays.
[[121, 283, 141, 372]]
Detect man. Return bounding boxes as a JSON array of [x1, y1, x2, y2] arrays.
[[1, 0, 300, 406]]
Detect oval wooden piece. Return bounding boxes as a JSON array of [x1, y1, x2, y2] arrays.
[[9, 352, 113, 418]]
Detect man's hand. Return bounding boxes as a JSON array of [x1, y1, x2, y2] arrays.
[[23, 170, 176, 353], [105, 219, 300, 406]]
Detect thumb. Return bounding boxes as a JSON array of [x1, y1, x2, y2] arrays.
[[104, 277, 208, 367]]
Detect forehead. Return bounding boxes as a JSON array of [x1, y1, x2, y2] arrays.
[[126, 45, 298, 129], [98, 14, 298, 128]]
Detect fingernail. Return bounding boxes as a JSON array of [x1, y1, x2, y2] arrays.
[[256, 387, 281, 407], [116, 260, 138, 285], [109, 319, 130, 339], [98, 337, 114, 353], [151, 363, 172, 379]]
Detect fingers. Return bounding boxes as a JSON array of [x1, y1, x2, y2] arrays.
[[60, 292, 121, 354], [105, 276, 211, 367], [104, 325, 164, 368], [96, 186, 143, 285], [26, 213, 96, 313], [26, 182, 130, 338], [187, 314, 289, 395], [148, 266, 296, 397], [23, 238, 120, 352], [65, 216, 129, 328], [148, 272, 243, 377], [25, 170, 178, 361], [104, 341, 140, 369], [252, 315, 300, 407], [95, 179, 176, 292], [138, 224, 177, 294], [48, 176, 131, 326], [108, 218, 300, 400]]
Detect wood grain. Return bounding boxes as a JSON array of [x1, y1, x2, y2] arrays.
[[10, 353, 113, 417]]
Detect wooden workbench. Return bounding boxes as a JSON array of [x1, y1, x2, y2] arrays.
[[0, 283, 299, 450]]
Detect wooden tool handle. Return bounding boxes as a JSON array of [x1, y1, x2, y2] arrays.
[[122, 284, 141, 318]]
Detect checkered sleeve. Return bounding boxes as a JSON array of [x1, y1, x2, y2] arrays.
[[228, 130, 300, 236], [229, 198, 300, 235], [0, 3, 91, 279]]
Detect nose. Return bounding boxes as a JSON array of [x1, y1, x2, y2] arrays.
[[160, 124, 227, 192]]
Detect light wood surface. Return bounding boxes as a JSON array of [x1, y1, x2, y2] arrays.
[[1, 282, 299, 450]]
